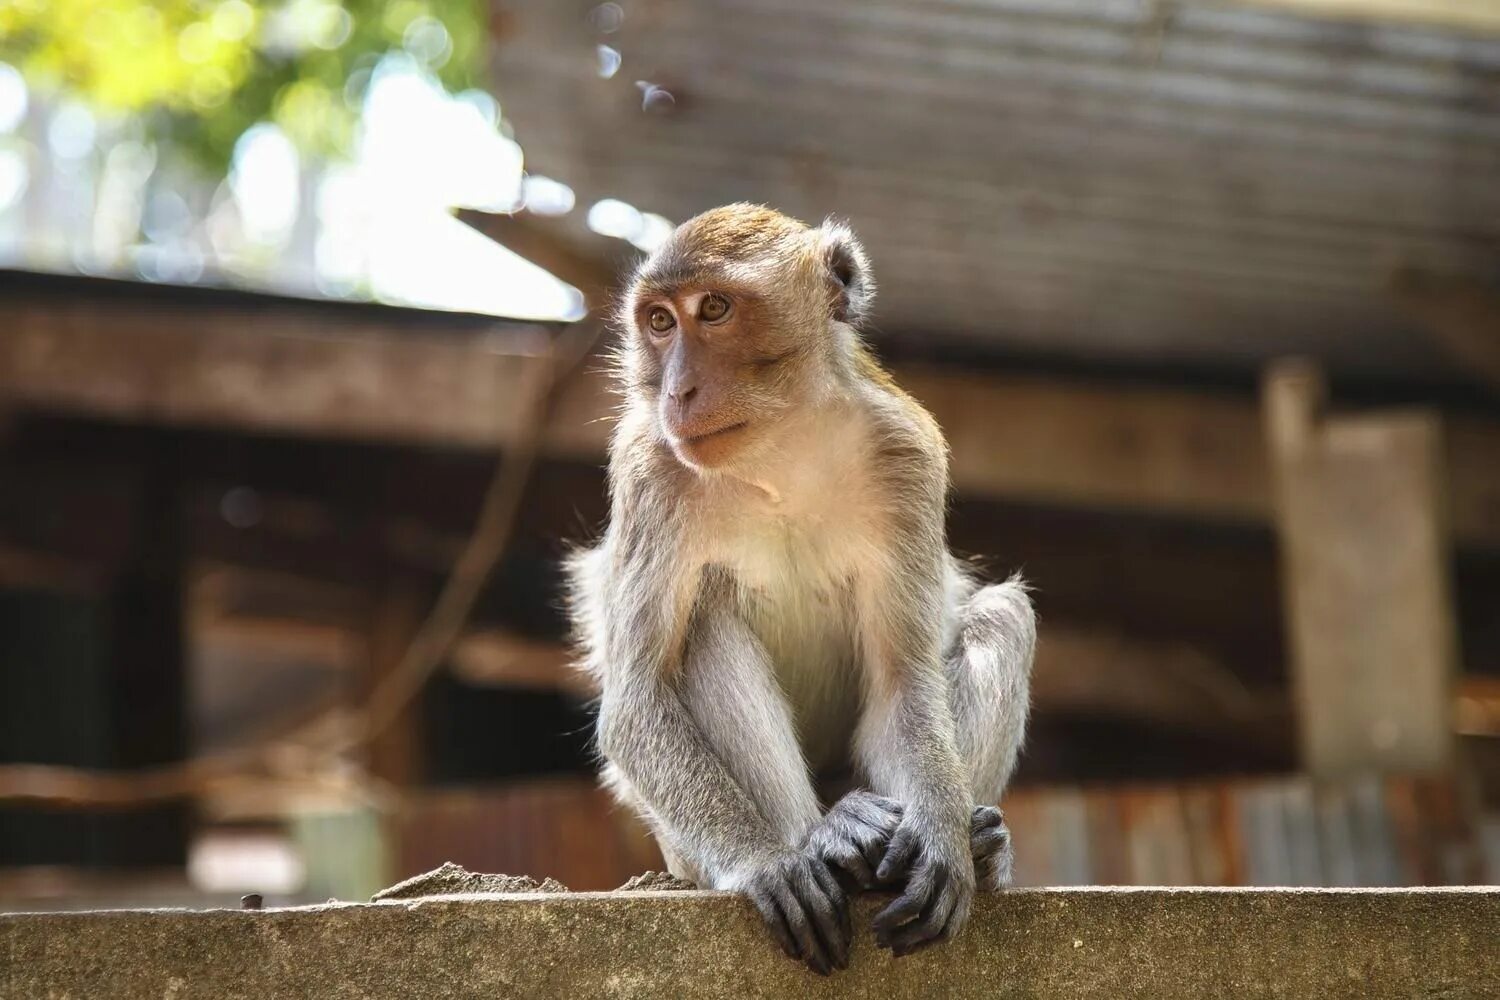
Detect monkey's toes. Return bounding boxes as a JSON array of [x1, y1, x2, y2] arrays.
[[971, 805, 1005, 833], [971, 809, 1014, 890]]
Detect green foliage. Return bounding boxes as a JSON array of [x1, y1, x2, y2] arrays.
[[0, 0, 483, 172]]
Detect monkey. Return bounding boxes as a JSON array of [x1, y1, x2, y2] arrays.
[[566, 204, 1034, 975]]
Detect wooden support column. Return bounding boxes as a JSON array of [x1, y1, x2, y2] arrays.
[[108, 459, 190, 863], [357, 581, 426, 889], [1263, 359, 1459, 777]]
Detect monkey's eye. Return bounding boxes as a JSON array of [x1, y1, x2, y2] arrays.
[[647, 306, 675, 335], [699, 293, 731, 323]]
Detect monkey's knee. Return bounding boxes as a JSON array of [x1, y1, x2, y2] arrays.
[[951, 576, 1034, 801], [959, 574, 1036, 680]]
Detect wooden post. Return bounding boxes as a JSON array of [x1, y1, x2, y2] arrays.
[[361, 581, 426, 887], [1263, 359, 1459, 777], [108, 459, 190, 864]]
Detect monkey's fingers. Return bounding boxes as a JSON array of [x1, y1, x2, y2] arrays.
[[809, 860, 852, 955], [823, 841, 877, 888], [970, 824, 1010, 861], [975, 854, 1010, 890], [746, 887, 800, 963], [844, 793, 904, 829], [860, 832, 889, 876], [882, 865, 973, 958], [978, 848, 1015, 890], [970, 805, 1005, 834], [887, 880, 959, 958], [970, 811, 1014, 889], [875, 825, 920, 883], [871, 868, 934, 943], [771, 882, 834, 976], [801, 867, 851, 970]]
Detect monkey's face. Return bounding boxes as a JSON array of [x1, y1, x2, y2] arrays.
[[631, 284, 805, 470], [621, 204, 875, 473]]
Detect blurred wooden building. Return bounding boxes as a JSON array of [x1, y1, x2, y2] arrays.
[[4, 0, 1500, 904]]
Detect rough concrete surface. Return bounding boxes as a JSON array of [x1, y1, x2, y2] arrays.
[[3, 886, 1497, 999]]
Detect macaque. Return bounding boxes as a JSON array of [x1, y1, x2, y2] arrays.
[[567, 204, 1033, 974]]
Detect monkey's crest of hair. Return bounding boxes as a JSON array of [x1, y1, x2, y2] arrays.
[[609, 203, 878, 398]]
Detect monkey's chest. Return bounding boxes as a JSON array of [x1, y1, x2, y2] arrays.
[[717, 522, 867, 769], [748, 584, 861, 771]]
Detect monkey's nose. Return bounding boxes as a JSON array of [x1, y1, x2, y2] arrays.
[[669, 385, 698, 412]]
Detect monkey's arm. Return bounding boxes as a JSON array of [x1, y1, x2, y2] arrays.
[[855, 589, 975, 954], [596, 559, 849, 973], [853, 498, 976, 955], [599, 674, 850, 973], [597, 677, 814, 863]]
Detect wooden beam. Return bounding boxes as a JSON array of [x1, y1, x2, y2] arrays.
[[906, 367, 1269, 524], [1264, 359, 1459, 776], [1211, 0, 1500, 35], [4, 294, 1500, 548], [0, 543, 107, 595], [451, 628, 595, 697], [0, 298, 558, 449], [914, 364, 1500, 551], [194, 616, 361, 674], [1456, 676, 1500, 737], [1390, 266, 1500, 391], [1032, 628, 1286, 747], [456, 210, 630, 310], [445, 621, 1289, 742]]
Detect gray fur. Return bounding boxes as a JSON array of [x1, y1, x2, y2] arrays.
[[565, 205, 1034, 971]]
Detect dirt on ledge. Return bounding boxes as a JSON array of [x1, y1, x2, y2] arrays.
[[371, 862, 570, 901]]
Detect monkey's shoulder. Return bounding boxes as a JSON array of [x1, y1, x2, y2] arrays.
[[851, 346, 945, 443], [850, 380, 949, 501]]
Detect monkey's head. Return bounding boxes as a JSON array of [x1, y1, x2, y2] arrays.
[[619, 203, 874, 471]]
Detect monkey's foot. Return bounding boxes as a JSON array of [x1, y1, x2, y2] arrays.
[[971, 806, 1014, 889]]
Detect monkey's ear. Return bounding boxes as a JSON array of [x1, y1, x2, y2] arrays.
[[818, 219, 875, 327]]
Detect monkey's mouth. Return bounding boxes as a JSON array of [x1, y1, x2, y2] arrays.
[[681, 421, 749, 445]]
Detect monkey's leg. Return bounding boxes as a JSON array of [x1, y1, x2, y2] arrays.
[[946, 575, 1035, 888]]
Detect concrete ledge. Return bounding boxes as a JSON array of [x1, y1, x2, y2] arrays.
[[4, 887, 1498, 999]]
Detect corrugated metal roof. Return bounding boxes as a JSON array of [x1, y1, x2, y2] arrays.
[[490, 0, 1500, 379]]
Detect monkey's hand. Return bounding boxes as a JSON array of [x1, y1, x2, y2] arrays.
[[803, 790, 903, 889], [870, 808, 975, 957], [722, 849, 850, 976], [971, 805, 1014, 890]]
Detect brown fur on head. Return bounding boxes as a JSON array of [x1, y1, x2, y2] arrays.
[[616, 203, 876, 471]]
